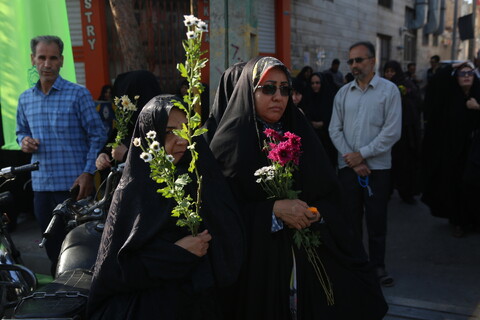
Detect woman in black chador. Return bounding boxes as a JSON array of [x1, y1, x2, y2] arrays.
[[208, 56, 387, 319], [87, 95, 244, 319], [422, 62, 480, 237], [383, 60, 422, 204], [303, 72, 338, 167], [96, 70, 162, 170]]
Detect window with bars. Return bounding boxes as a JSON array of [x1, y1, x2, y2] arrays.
[[106, 0, 191, 94], [377, 34, 391, 72], [378, 0, 392, 9], [403, 32, 417, 62]]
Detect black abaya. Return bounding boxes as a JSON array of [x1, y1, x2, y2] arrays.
[[87, 95, 244, 319], [421, 65, 480, 226], [209, 57, 387, 320]]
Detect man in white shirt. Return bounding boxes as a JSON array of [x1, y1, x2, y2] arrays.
[[329, 41, 402, 287]]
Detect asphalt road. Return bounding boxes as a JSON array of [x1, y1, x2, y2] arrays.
[[383, 192, 480, 320]]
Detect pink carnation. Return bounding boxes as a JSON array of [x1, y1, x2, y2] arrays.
[[264, 128, 284, 142]]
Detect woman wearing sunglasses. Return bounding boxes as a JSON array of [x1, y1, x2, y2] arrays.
[[208, 56, 387, 319], [422, 61, 480, 238]]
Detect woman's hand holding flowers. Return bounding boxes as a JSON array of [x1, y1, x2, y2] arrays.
[[111, 143, 128, 162], [273, 199, 320, 230], [175, 230, 212, 257], [96, 153, 112, 170]]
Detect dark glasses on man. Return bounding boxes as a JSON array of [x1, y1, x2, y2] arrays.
[[457, 70, 474, 77], [347, 56, 372, 65], [257, 84, 292, 96]]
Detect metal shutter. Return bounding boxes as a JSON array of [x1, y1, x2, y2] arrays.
[[66, 0, 85, 85], [258, 0, 276, 53]]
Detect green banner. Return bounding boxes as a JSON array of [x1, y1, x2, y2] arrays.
[[0, 0, 76, 150]]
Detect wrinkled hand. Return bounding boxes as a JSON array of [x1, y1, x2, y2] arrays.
[[466, 97, 480, 110], [21, 136, 40, 153], [71, 172, 94, 200], [273, 199, 320, 230], [343, 152, 364, 168], [96, 153, 112, 170], [111, 144, 128, 162], [353, 163, 371, 177], [175, 230, 212, 257]]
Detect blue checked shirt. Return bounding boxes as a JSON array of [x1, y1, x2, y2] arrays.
[[16, 76, 107, 192]]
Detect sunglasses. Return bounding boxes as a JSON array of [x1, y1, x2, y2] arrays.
[[347, 56, 372, 65], [257, 84, 292, 96], [457, 70, 474, 77], [311, 81, 321, 85]]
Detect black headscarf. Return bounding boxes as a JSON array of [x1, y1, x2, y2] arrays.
[[111, 70, 162, 149], [88, 94, 244, 319], [209, 57, 386, 319], [204, 61, 246, 144], [304, 72, 337, 126]]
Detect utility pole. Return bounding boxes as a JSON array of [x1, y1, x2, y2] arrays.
[[469, 0, 477, 60], [451, 0, 459, 60]]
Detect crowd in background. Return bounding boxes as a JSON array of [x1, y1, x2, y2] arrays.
[[293, 53, 480, 239]]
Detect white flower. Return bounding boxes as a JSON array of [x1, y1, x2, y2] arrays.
[[256, 178, 262, 183], [146, 130, 157, 139], [254, 166, 274, 177], [126, 101, 137, 111], [196, 21, 208, 33], [133, 137, 141, 147], [114, 96, 120, 105], [187, 31, 197, 39], [166, 154, 175, 162], [183, 15, 196, 27], [140, 152, 153, 162], [134, 95, 140, 100], [150, 141, 161, 152]]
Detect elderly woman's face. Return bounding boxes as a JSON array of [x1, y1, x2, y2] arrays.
[[164, 108, 188, 164], [457, 67, 474, 89], [254, 67, 289, 124]]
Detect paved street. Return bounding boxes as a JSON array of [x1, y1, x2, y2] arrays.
[[383, 192, 480, 320], [8, 191, 480, 319]]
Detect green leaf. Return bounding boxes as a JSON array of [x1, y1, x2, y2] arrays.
[[190, 113, 201, 126], [193, 128, 208, 137], [173, 128, 189, 140], [175, 174, 191, 187], [177, 63, 188, 78]]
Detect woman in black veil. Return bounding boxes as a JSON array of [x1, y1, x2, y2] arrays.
[[208, 57, 387, 319], [87, 94, 244, 319], [204, 61, 246, 144], [96, 70, 162, 170], [303, 72, 338, 167]]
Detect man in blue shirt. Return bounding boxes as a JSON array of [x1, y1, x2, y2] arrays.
[[16, 35, 106, 272]]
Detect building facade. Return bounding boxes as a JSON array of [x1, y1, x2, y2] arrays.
[[67, 0, 473, 100]]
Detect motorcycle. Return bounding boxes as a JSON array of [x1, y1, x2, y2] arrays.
[[7, 164, 123, 320], [0, 162, 40, 318]]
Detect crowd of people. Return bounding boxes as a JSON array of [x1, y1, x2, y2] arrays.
[[4, 34, 479, 319], [295, 51, 480, 242]]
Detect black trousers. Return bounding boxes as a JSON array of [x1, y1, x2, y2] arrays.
[[338, 168, 391, 269]]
